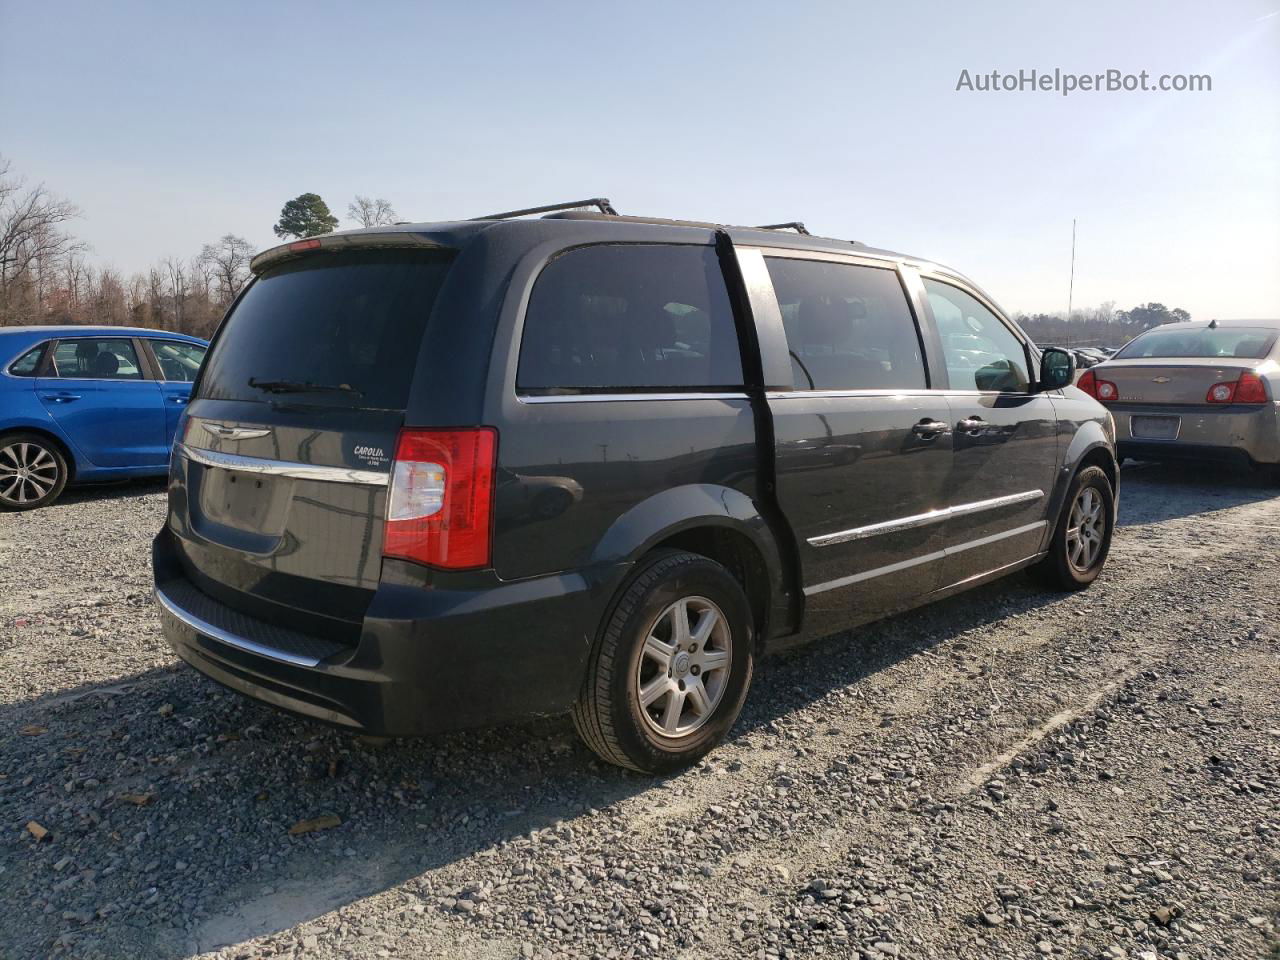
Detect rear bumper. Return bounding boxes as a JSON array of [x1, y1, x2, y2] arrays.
[[1112, 402, 1280, 467], [153, 527, 625, 735]]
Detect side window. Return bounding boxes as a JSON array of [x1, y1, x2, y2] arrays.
[[516, 244, 744, 392], [51, 338, 144, 380], [8, 344, 46, 377], [764, 257, 927, 391], [923, 279, 1030, 392], [149, 340, 207, 382]]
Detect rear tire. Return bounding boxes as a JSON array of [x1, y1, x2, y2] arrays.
[[571, 550, 754, 774], [0, 433, 68, 511], [1029, 465, 1114, 591]]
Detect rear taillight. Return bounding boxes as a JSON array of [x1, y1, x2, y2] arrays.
[[383, 428, 497, 570], [1078, 370, 1119, 403], [1207, 372, 1268, 405], [289, 238, 322, 252]]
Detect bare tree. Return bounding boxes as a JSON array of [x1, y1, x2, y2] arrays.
[[199, 234, 255, 307], [347, 195, 398, 228], [160, 256, 188, 333], [0, 157, 86, 323]]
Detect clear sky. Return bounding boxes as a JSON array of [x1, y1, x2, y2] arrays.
[[2, 0, 1277, 319]]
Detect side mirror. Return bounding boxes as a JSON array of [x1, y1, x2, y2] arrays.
[[1039, 347, 1074, 391]]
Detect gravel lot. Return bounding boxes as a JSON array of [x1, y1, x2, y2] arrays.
[[2, 463, 1277, 960]]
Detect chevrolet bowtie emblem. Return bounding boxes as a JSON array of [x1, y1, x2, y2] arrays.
[[1150, 376, 1171, 384]]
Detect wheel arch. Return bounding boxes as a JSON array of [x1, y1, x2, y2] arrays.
[[1049, 422, 1118, 522], [588, 484, 796, 650], [0, 424, 78, 481]]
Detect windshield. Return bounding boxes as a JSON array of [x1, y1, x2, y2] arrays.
[[1113, 326, 1277, 360], [197, 249, 454, 409]]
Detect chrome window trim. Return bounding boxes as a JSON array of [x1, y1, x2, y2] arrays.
[[154, 585, 323, 668], [738, 244, 906, 271], [517, 391, 750, 404], [807, 489, 1044, 547], [177, 443, 389, 486], [804, 520, 1048, 596]]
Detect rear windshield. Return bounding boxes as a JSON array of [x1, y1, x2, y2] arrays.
[[1113, 326, 1277, 360], [197, 249, 453, 409]]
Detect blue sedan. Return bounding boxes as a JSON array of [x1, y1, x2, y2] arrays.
[[0, 326, 208, 510]]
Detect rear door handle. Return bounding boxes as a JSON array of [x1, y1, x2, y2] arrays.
[[911, 419, 949, 439], [41, 393, 82, 403], [169, 396, 188, 404], [957, 417, 986, 434]]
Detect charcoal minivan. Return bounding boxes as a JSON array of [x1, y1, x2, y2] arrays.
[[153, 200, 1118, 772]]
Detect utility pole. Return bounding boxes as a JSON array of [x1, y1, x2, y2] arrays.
[[1065, 219, 1077, 347]]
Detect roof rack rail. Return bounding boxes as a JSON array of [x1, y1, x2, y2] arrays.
[[755, 221, 810, 235], [472, 198, 618, 221]]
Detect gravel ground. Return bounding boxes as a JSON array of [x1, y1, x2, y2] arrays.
[[1, 462, 1277, 960]]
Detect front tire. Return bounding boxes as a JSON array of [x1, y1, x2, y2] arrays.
[[1029, 465, 1114, 591], [572, 550, 754, 774], [0, 433, 68, 511]]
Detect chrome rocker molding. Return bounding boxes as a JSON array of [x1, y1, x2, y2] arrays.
[[178, 444, 389, 486], [517, 391, 750, 404], [804, 520, 1048, 597], [807, 489, 1044, 548], [154, 584, 323, 668]]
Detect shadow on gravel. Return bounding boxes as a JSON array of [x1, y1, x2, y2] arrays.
[[1116, 459, 1277, 526], [55, 476, 168, 506], [0, 562, 1071, 958]]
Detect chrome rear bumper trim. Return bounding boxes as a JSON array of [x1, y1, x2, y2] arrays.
[[155, 584, 323, 668]]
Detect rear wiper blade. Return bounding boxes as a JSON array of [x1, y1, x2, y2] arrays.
[[248, 377, 363, 397]]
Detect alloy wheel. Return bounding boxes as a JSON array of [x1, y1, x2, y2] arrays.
[[635, 596, 732, 738], [1065, 487, 1104, 572], [0, 441, 60, 506]]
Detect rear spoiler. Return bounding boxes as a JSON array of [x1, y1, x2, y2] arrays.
[[250, 232, 448, 275]]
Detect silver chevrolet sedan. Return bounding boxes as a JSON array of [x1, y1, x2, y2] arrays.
[[1080, 319, 1280, 480]]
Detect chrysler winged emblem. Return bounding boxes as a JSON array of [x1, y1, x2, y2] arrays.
[[202, 423, 271, 441]]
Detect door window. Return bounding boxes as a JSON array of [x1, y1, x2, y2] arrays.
[[51, 338, 144, 380], [148, 339, 207, 381], [924, 279, 1030, 392], [764, 258, 927, 391], [516, 244, 743, 392]]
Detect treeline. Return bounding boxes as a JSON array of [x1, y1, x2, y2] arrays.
[[0, 158, 395, 338], [3, 156, 1193, 345], [1013, 302, 1193, 348]]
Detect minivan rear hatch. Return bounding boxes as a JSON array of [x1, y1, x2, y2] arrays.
[[170, 245, 455, 642]]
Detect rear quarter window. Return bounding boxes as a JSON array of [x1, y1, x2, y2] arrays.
[[7, 343, 46, 376], [197, 249, 454, 410], [516, 244, 744, 393]]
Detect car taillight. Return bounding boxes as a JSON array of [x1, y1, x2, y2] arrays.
[[289, 238, 322, 252], [1207, 373, 1268, 405], [1078, 370, 1118, 402], [383, 427, 497, 570]]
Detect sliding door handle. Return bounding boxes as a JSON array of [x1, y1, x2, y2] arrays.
[[911, 419, 949, 439]]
